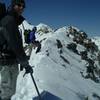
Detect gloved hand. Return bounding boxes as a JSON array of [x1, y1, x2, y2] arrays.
[[25, 65, 33, 74], [20, 61, 33, 76]]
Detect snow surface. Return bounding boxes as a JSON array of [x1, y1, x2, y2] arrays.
[[92, 37, 100, 50], [11, 22, 100, 100]]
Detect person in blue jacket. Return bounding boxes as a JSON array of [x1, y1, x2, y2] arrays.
[[29, 26, 37, 43]]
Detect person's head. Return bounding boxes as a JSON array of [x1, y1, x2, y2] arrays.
[[32, 27, 37, 32], [11, 0, 25, 15]]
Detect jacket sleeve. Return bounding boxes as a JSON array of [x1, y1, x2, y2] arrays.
[[1, 15, 28, 64]]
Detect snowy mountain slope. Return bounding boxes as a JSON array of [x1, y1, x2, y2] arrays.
[[92, 37, 100, 50], [12, 23, 100, 100]]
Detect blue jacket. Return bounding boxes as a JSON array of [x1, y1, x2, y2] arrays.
[[29, 31, 36, 42]]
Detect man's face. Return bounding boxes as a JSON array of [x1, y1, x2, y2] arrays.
[[13, 3, 25, 15]]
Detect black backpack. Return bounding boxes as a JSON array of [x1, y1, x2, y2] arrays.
[[0, 2, 6, 20], [0, 3, 7, 56], [0, 2, 6, 47]]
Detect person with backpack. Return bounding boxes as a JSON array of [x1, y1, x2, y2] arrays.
[[29, 27, 37, 43], [23, 26, 37, 44], [0, 0, 33, 100], [24, 26, 41, 55]]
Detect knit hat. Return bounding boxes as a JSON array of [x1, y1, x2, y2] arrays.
[[11, 0, 25, 8]]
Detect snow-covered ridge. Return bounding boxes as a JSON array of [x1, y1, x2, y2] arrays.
[[12, 23, 100, 100], [37, 23, 53, 33], [92, 37, 100, 50]]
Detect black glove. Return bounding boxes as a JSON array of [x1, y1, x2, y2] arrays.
[[20, 61, 33, 76], [25, 65, 33, 74]]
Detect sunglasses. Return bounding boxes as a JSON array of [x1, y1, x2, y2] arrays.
[[16, 3, 25, 8]]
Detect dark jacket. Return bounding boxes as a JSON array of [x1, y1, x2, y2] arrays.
[[0, 10, 28, 65]]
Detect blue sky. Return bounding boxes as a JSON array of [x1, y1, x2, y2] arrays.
[[3, 0, 100, 37]]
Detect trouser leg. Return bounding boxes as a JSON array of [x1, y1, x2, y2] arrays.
[[0, 64, 19, 100]]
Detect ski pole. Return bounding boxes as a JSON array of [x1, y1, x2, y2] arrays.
[[30, 73, 42, 100]]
